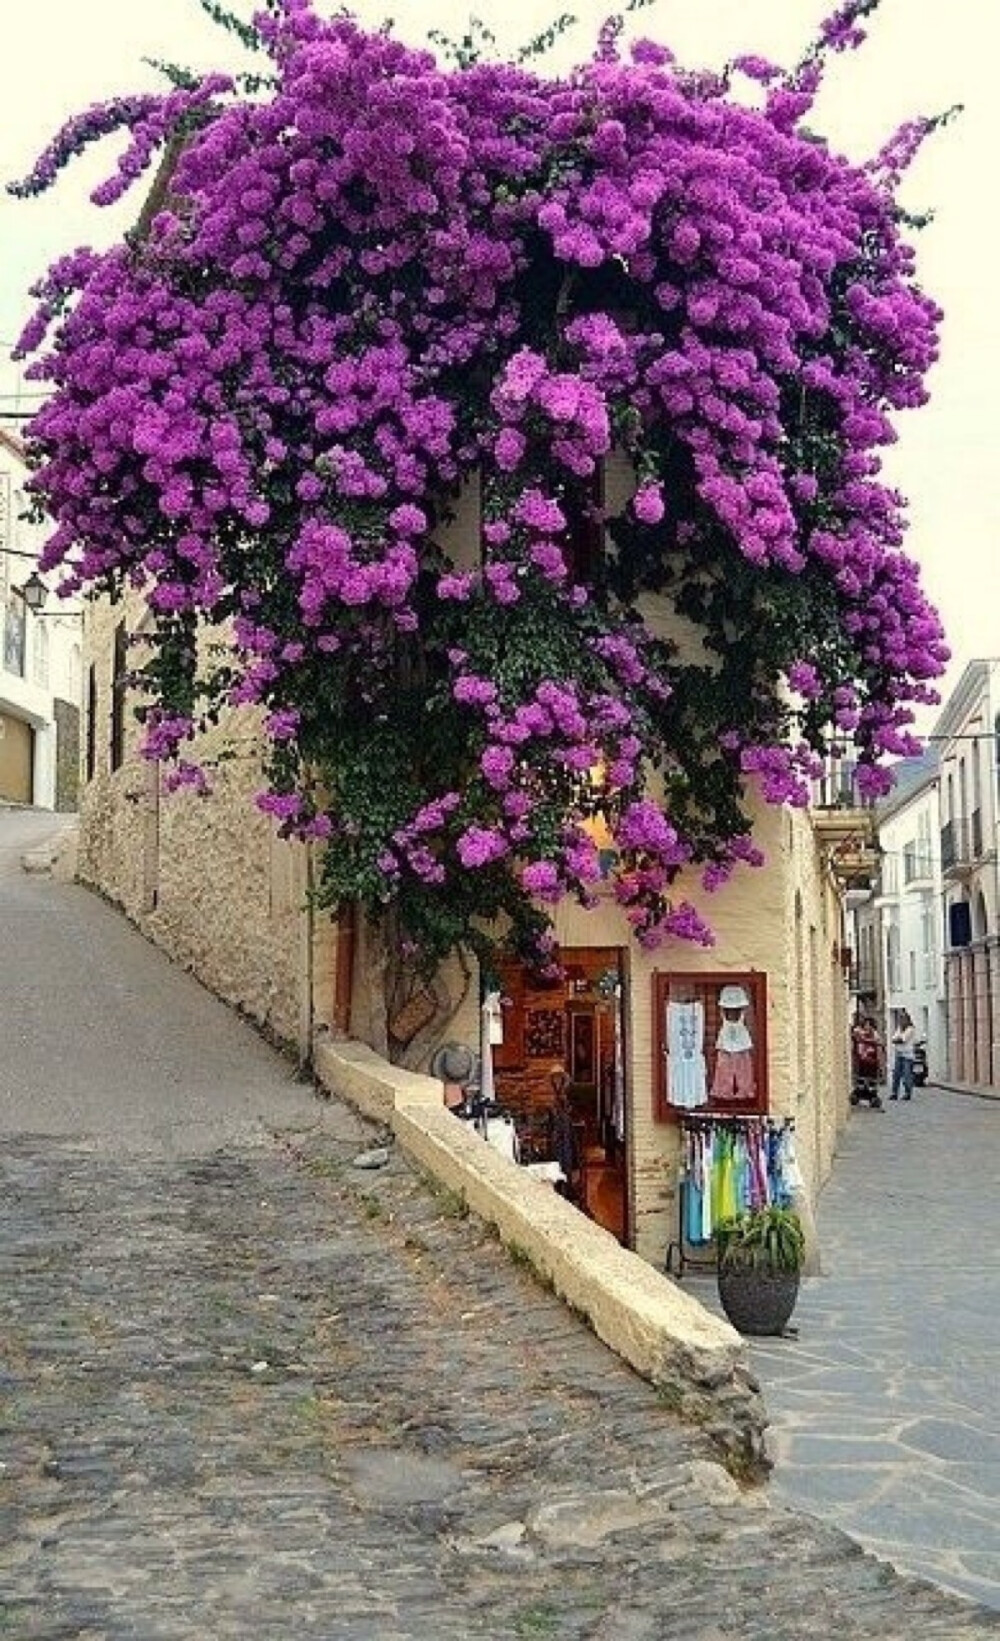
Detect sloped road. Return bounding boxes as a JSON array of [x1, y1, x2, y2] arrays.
[[2, 811, 997, 1639]]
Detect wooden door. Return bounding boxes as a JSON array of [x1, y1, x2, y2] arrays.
[[0, 712, 33, 804]]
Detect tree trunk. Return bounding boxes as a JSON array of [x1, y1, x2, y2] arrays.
[[396, 951, 472, 1071], [351, 910, 475, 1070]]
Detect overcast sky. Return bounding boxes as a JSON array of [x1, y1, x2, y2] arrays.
[[2, 0, 996, 721]]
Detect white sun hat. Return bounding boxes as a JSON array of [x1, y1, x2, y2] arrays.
[[718, 983, 750, 1011]]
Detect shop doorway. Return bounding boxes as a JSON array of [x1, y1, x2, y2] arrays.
[[493, 946, 629, 1245]]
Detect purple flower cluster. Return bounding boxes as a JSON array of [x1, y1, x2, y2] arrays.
[[740, 742, 827, 808], [10, 0, 951, 966]]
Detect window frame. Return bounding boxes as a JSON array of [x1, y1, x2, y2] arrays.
[[653, 969, 770, 1124]]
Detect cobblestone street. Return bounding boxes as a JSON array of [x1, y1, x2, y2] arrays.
[[7, 1122, 999, 1641], [2, 819, 999, 1639]]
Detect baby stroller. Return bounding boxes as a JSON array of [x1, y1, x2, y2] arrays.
[[850, 1026, 884, 1110]]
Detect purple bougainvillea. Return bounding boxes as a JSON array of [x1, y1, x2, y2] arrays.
[[10, 0, 951, 974]]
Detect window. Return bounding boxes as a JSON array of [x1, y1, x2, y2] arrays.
[[908, 950, 917, 989], [902, 841, 917, 885], [886, 923, 901, 993], [67, 643, 82, 703], [0, 473, 10, 572], [920, 899, 935, 985], [958, 756, 968, 822], [110, 622, 127, 772], [654, 970, 769, 1121], [917, 808, 932, 874], [31, 622, 49, 689], [562, 468, 605, 586], [3, 593, 25, 677]]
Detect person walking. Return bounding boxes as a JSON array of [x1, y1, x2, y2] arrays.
[[889, 1009, 917, 1100]]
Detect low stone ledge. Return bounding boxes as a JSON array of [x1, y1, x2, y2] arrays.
[[313, 1033, 769, 1478], [313, 1036, 442, 1124]]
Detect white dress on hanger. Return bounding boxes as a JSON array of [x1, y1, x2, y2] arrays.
[[716, 1014, 752, 1054], [666, 1000, 708, 1108]]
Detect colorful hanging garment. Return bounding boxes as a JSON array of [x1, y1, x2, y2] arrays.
[[677, 1114, 798, 1252]]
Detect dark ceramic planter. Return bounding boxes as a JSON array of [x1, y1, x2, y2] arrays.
[[717, 1267, 800, 1337]]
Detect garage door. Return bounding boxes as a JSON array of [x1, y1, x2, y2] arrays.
[[0, 712, 34, 804]]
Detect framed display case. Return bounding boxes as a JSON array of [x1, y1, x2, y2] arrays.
[[652, 971, 769, 1122]]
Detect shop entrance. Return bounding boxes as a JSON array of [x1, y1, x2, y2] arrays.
[[493, 946, 629, 1245]]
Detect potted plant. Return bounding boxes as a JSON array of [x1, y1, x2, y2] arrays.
[[715, 1205, 805, 1337]]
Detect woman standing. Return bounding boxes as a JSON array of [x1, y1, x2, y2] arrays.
[[890, 1009, 917, 1101]]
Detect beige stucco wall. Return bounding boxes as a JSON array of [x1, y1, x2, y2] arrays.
[[548, 796, 850, 1267]]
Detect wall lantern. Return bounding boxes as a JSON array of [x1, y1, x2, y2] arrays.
[[20, 571, 48, 613]]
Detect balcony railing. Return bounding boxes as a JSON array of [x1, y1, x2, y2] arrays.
[[812, 755, 875, 814], [902, 844, 934, 888], [849, 963, 879, 998], [941, 815, 981, 875]]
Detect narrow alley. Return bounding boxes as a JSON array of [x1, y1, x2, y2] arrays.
[[2, 811, 998, 1640]]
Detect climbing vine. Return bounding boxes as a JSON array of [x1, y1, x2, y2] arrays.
[[11, 0, 950, 983]]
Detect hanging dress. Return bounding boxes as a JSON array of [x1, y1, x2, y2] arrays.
[[711, 1012, 756, 1103], [612, 985, 626, 1142], [711, 1128, 739, 1227], [684, 1130, 708, 1245], [666, 1000, 709, 1108]]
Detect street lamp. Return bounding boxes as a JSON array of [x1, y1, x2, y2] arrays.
[[20, 570, 47, 614], [1, 550, 64, 616]]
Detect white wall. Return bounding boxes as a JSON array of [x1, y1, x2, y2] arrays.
[[878, 781, 946, 1072], [1, 441, 82, 808]]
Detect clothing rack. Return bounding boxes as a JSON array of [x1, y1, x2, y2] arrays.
[[665, 1111, 796, 1278]]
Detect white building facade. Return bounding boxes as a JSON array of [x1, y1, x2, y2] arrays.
[[873, 759, 946, 1078], [934, 659, 1000, 1090], [0, 429, 82, 810]]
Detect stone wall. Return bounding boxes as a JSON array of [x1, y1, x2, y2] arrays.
[[52, 697, 79, 812], [78, 596, 338, 1054]]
